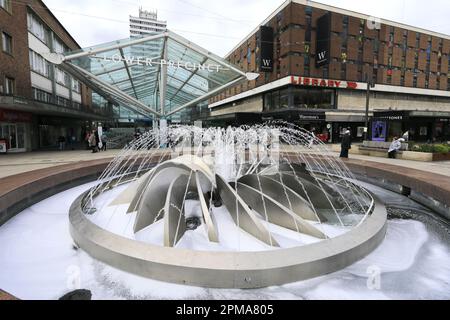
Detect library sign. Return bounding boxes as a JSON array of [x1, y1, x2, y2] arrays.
[[291, 76, 360, 90]]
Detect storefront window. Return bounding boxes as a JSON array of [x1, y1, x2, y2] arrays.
[[264, 87, 335, 111], [263, 92, 272, 111], [279, 89, 289, 109], [0, 123, 26, 150], [387, 121, 403, 140], [17, 125, 25, 149], [292, 88, 333, 109]]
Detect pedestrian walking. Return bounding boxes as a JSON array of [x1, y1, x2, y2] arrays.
[[340, 130, 352, 158], [88, 130, 98, 153], [58, 135, 66, 151], [101, 133, 107, 151]]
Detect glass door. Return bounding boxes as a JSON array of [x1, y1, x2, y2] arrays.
[[16, 124, 25, 149], [0, 124, 10, 148], [0, 123, 26, 151], [9, 124, 17, 149]]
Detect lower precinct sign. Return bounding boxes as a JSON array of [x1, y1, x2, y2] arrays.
[[291, 76, 359, 89]]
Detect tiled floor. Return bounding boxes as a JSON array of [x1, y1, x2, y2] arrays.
[[0, 147, 449, 179]]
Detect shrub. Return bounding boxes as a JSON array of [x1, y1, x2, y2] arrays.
[[434, 144, 450, 154], [411, 144, 450, 154]]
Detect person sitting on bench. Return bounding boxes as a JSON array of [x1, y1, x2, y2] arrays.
[[388, 138, 405, 159]]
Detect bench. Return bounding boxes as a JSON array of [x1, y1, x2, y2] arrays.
[[359, 141, 409, 158]]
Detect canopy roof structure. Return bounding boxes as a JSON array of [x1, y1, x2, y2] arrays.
[[51, 31, 257, 120]]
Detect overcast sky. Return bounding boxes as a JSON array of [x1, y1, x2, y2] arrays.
[[42, 0, 450, 57]]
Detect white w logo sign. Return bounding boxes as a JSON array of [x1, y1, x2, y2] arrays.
[[262, 59, 271, 67], [318, 51, 326, 61]]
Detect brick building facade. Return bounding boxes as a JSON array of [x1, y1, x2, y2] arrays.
[[0, 0, 112, 152], [207, 0, 450, 142]]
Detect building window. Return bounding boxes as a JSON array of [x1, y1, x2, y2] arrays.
[[55, 67, 70, 87], [292, 87, 334, 109], [343, 16, 349, 26], [56, 96, 70, 108], [305, 6, 312, 16], [29, 50, 50, 77], [27, 12, 51, 45], [53, 38, 68, 54], [387, 75, 392, 85], [32, 87, 52, 103], [4, 76, 15, 95], [2, 32, 12, 54], [0, 0, 12, 13], [72, 79, 80, 93]]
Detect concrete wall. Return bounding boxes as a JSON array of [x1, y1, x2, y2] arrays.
[[338, 90, 450, 112], [211, 95, 263, 117], [30, 72, 52, 92]]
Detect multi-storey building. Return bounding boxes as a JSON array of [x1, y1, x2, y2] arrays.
[[122, 8, 168, 125], [0, 0, 113, 152], [208, 0, 450, 142], [129, 8, 167, 38]]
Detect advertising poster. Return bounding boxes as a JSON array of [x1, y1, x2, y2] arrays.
[[372, 121, 387, 141]]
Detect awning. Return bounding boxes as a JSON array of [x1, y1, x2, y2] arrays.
[[326, 112, 372, 122]]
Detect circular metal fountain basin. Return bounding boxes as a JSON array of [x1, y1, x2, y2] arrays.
[[69, 184, 387, 289]]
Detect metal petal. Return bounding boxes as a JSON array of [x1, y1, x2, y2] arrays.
[[164, 175, 190, 247], [216, 174, 279, 247], [236, 182, 327, 239]]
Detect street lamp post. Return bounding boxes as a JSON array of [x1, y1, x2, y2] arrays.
[[364, 78, 376, 141]]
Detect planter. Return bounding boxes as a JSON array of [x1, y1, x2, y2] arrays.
[[432, 153, 450, 161], [400, 151, 433, 162]]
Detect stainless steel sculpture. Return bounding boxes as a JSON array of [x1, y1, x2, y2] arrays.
[[70, 124, 387, 288]]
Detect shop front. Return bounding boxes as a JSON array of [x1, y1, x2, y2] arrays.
[[0, 109, 33, 153], [371, 111, 450, 142], [262, 109, 330, 142], [38, 116, 87, 150], [325, 112, 370, 143]]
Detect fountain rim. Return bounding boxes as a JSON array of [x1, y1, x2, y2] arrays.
[[69, 173, 387, 288]]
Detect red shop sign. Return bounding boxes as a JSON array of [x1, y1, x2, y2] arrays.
[[0, 109, 33, 123], [291, 76, 359, 89]]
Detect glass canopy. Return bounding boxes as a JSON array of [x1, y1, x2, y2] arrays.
[[58, 31, 249, 120]]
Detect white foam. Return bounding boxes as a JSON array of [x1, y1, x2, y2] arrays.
[[0, 182, 449, 300]]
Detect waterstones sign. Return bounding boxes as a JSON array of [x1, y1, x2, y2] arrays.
[[291, 76, 359, 89], [315, 13, 331, 68], [258, 26, 274, 72], [98, 55, 225, 72]]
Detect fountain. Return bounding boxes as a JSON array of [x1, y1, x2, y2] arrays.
[[69, 122, 387, 288]]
